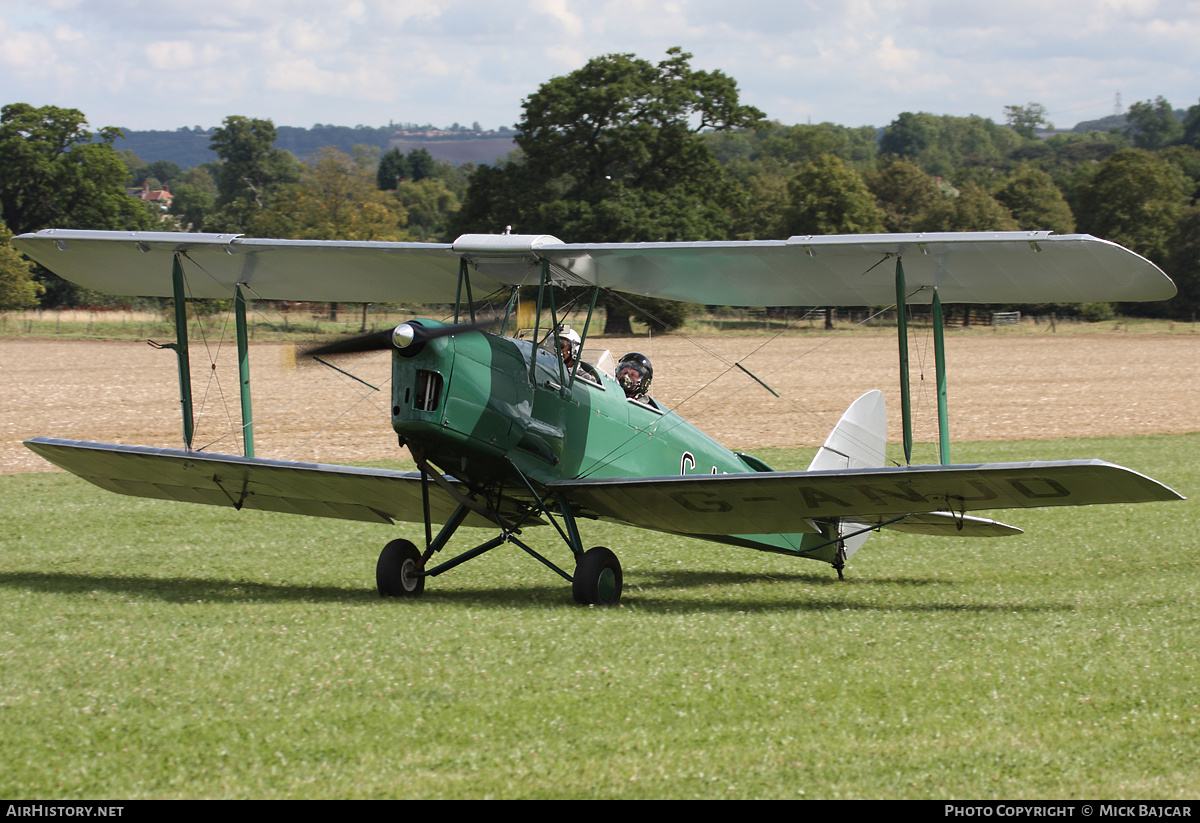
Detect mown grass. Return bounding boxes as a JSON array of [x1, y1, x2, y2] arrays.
[[0, 434, 1196, 799]]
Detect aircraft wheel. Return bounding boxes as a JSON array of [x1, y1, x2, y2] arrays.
[[572, 546, 622, 605], [377, 539, 425, 597]]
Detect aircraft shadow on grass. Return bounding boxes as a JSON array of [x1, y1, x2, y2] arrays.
[[0, 570, 1074, 614]]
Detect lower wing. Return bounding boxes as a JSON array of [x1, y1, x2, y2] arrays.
[[552, 460, 1183, 537], [24, 437, 509, 527]]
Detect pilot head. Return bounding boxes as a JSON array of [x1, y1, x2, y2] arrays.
[[617, 352, 652, 399], [556, 325, 581, 367]]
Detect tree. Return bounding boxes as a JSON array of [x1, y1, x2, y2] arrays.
[[249, 147, 408, 241], [880, 112, 1022, 178], [206, 116, 303, 232], [879, 112, 940, 161], [865, 160, 943, 232], [376, 147, 410, 190], [0, 103, 156, 237], [393, 178, 460, 241], [0, 219, 42, 309], [747, 121, 878, 168], [168, 165, 219, 232], [777, 154, 885, 236], [1075, 148, 1188, 264], [454, 48, 765, 333], [0, 104, 158, 305], [993, 166, 1075, 233], [1004, 103, 1052, 139], [730, 171, 790, 239], [914, 183, 1019, 232], [1161, 206, 1200, 318], [128, 159, 183, 189], [1180, 100, 1200, 149], [1124, 97, 1183, 151], [407, 148, 436, 182]]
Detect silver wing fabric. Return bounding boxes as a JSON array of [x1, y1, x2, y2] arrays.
[[24, 438, 502, 527], [12, 229, 1176, 306], [550, 460, 1184, 536]]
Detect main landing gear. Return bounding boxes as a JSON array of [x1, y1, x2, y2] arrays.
[[374, 465, 624, 606], [374, 538, 623, 606]]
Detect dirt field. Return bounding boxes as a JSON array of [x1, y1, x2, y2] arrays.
[[3, 332, 1199, 474]]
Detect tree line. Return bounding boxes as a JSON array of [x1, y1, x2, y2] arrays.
[[3, 49, 1199, 327]]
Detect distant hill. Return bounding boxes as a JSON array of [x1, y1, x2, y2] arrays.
[[1071, 106, 1188, 134], [1072, 113, 1127, 133], [110, 127, 219, 169], [110, 124, 516, 169]]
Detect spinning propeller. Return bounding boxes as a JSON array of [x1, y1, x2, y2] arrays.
[[303, 318, 497, 359]]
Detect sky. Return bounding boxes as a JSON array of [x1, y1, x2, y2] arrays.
[[1, 0, 1198, 134]]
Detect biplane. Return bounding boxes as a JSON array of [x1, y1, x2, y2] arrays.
[[11, 229, 1184, 605]]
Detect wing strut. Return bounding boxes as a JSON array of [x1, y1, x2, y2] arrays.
[[150, 255, 256, 458], [895, 257, 913, 464], [932, 287, 950, 465], [895, 257, 951, 466], [171, 252, 195, 450], [234, 284, 255, 458], [453, 257, 476, 323]]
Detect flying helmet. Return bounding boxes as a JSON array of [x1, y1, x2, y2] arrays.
[[617, 352, 653, 398], [555, 325, 581, 363]]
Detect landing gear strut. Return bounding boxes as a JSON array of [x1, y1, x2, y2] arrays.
[[374, 459, 626, 605]]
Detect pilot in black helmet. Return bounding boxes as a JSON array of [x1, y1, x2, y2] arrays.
[[616, 352, 652, 400]]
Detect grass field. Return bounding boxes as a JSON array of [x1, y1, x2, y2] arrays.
[[0, 434, 1196, 799]]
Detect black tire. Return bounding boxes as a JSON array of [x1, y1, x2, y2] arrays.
[[572, 546, 622, 605], [377, 539, 425, 597]]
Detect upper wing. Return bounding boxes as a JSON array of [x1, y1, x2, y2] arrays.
[[551, 460, 1184, 537], [24, 437, 511, 527], [9, 231, 474, 302], [12, 229, 1175, 306]]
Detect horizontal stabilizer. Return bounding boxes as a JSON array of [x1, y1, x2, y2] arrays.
[[554, 459, 1182, 537], [24, 438, 508, 527], [879, 512, 1023, 537]]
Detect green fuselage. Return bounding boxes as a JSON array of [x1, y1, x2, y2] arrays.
[[389, 322, 757, 488], [387, 322, 827, 560]]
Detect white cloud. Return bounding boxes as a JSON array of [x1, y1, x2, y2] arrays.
[[0, 0, 1195, 131]]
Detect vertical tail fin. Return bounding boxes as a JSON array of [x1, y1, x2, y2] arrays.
[[808, 390, 887, 559]]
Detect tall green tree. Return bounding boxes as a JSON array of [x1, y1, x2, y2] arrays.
[[1161, 206, 1200, 318], [914, 183, 1019, 232], [777, 154, 885, 236], [1124, 97, 1183, 151], [0, 104, 157, 305], [376, 147, 410, 190], [1180, 101, 1200, 150], [866, 160, 943, 232], [1004, 103, 1052, 139], [0, 104, 156, 236], [407, 148, 436, 182], [456, 48, 763, 241], [454, 48, 764, 332], [993, 166, 1075, 233], [393, 178, 460, 241], [880, 112, 1022, 178], [206, 116, 303, 232], [1075, 148, 1189, 264], [249, 147, 408, 241]]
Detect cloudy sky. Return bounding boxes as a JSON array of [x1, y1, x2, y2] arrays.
[[2, 0, 1197, 134]]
